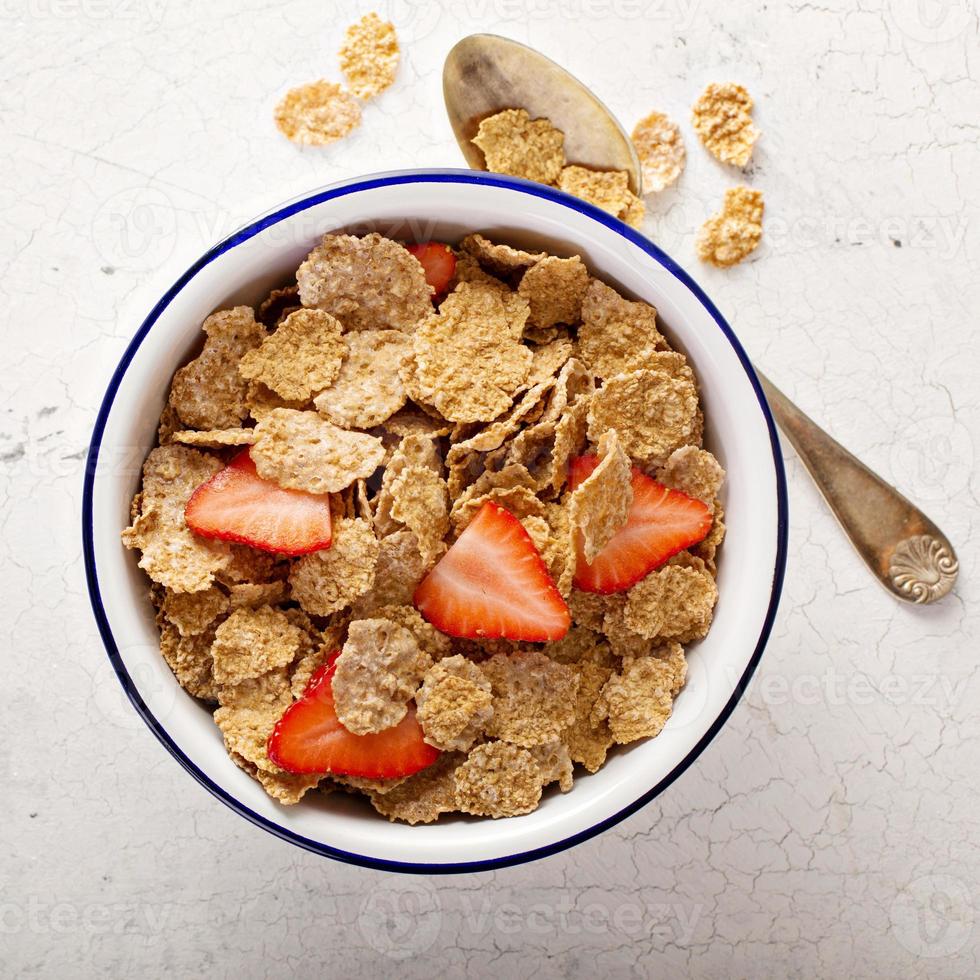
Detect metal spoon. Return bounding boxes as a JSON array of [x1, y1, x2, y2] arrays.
[[443, 34, 959, 604]]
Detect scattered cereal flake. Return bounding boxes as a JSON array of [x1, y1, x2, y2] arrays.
[[122, 446, 229, 592], [226, 580, 289, 610], [557, 166, 639, 225], [482, 650, 579, 747], [397, 354, 447, 421], [333, 618, 430, 735], [388, 464, 450, 566], [524, 337, 575, 387], [587, 368, 699, 468], [568, 429, 632, 563], [597, 595, 653, 659], [210, 605, 302, 687], [631, 111, 686, 193], [518, 256, 589, 328], [454, 741, 543, 818], [274, 80, 362, 146], [351, 529, 426, 614], [529, 739, 574, 792], [624, 562, 718, 642], [338, 12, 399, 100], [657, 445, 725, 510], [367, 604, 453, 661], [257, 284, 300, 329], [239, 308, 345, 402], [472, 109, 565, 185], [696, 186, 764, 268], [459, 233, 547, 276], [251, 409, 385, 494], [171, 428, 256, 448], [290, 642, 332, 700], [691, 82, 760, 168], [214, 667, 293, 774], [523, 324, 560, 345], [297, 233, 432, 333], [333, 774, 410, 796], [169, 307, 265, 430], [159, 622, 219, 701], [289, 518, 379, 617], [416, 655, 493, 751], [567, 588, 608, 631], [314, 329, 412, 429], [561, 660, 614, 772], [161, 586, 229, 637], [577, 279, 665, 380], [370, 752, 464, 824], [592, 655, 677, 744], [413, 281, 532, 423]]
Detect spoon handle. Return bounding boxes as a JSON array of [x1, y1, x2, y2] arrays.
[[755, 371, 959, 604]]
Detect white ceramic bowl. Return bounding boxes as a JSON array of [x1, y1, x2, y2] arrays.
[[83, 170, 787, 873]]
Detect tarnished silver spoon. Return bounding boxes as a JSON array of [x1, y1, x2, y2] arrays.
[[443, 34, 959, 604]]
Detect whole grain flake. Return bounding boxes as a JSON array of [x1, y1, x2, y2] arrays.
[[416, 655, 493, 751], [274, 81, 362, 147], [472, 109, 565, 184], [338, 12, 399, 100], [631, 110, 686, 192], [697, 186, 764, 268], [691, 82, 760, 168], [454, 741, 544, 818], [289, 518, 379, 616]]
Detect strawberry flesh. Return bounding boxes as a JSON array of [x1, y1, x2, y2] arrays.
[[414, 500, 570, 642], [267, 653, 440, 778], [569, 455, 713, 594], [184, 448, 332, 557], [405, 241, 456, 298]]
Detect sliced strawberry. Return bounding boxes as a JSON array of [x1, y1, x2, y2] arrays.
[[405, 241, 456, 298], [569, 455, 713, 594], [267, 654, 440, 778], [414, 500, 570, 642], [185, 448, 332, 557]]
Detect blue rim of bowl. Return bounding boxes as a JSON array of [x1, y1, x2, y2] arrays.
[[82, 169, 788, 875]]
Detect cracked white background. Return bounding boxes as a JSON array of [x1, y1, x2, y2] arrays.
[[2, 0, 978, 976]]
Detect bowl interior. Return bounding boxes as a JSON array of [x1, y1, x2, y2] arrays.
[[85, 171, 785, 871]]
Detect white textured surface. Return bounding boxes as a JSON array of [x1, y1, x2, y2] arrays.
[[2, 1, 977, 976]]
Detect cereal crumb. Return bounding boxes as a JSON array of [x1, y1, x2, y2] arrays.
[[472, 109, 565, 185], [289, 518, 379, 616], [274, 80, 361, 146], [333, 618, 431, 735], [696, 186, 764, 268], [210, 605, 302, 687], [338, 12, 399, 99], [454, 741, 543, 818], [631, 111, 685, 192], [416, 655, 493, 751], [691, 82, 760, 168]]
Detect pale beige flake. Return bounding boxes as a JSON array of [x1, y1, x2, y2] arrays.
[[213, 667, 293, 775], [169, 306, 265, 430], [472, 109, 565, 185], [297, 233, 433, 333], [459, 233, 547, 276], [338, 12, 399, 100], [568, 429, 632, 563], [624, 562, 718, 642], [370, 752, 464, 824], [274, 80, 361, 147], [561, 660, 614, 772], [631, 111, 686, 193], [697, 186, 764, 268], [314, 329, 411, 429], [588, 368, 699, 468], [351, 529, 426, 614], [577, 279, 665, 380], [413, 281, 532, 423], [416, 655, 493, 752], [210, 605, 302, 687], [122, 446, 229, 593], [159, 622, 219, 701], [388, 464, 450, 566], [657, 445, 725, 510], [161, 586, 229, 637], [592, 655, 678, 744], [453, 741, 543, 818], [366, 604, 452, 662], [482, 650, 579, 747], [171, 428, 256, 448], [518, 256, 589, 328], [557, 166, 645, 227], [239, 308, 345, 402], [289, 518, 379, 617], [251, 409, 385, 494], [333, 618, 430, 735], [691, 82, 760, 168]]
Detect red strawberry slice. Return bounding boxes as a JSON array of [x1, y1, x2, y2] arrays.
[[185, 448, 332, 557], [267, 654, 440, 778], [414, 500, 570, 642], [569, 455, 713, 594], [405, 241, 456, 298]]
